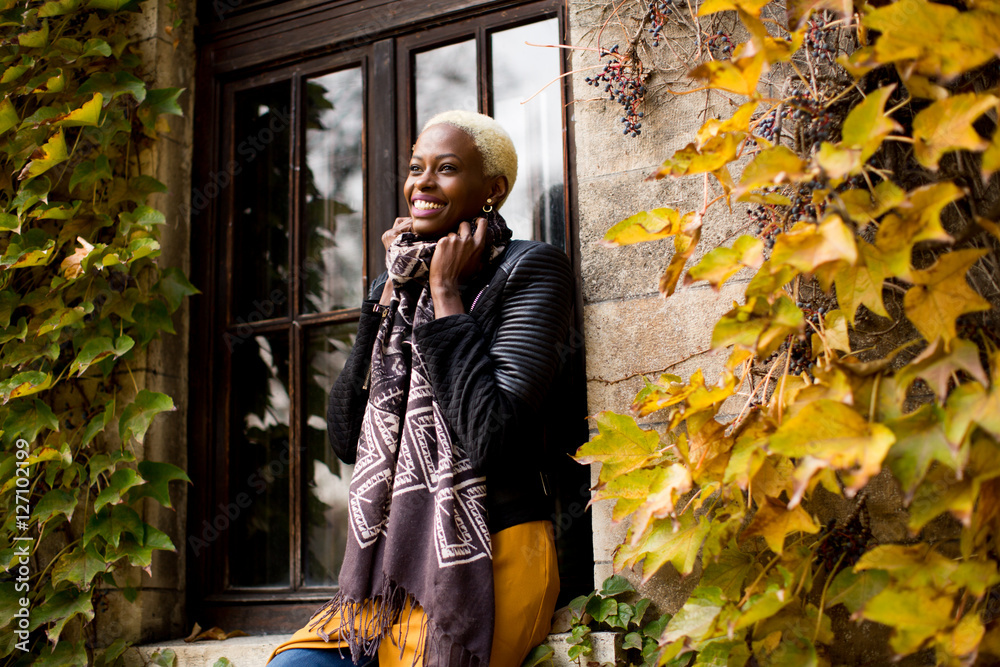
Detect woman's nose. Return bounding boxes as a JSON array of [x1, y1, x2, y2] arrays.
[[413, 169, 435, 190]]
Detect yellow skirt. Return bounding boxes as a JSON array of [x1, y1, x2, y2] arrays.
[[267, 520, 560, 667]]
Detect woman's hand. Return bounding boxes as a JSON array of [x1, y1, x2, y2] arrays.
[[430, 218, 488, 318], [379, 217, 413, 305]]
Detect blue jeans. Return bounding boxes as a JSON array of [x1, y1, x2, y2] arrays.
[[268, 648, 376, 667]]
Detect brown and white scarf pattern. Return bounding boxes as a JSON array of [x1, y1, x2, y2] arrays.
[[311, 213, 512, 667]]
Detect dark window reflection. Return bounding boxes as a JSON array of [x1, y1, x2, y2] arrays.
[[228, 333, 291, 588], [232, 82, 292, 322], [302, 323, 358, 586], [303, 68, 365, 314]]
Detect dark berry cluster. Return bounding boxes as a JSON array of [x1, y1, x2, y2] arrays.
[[584, 45, 646, 137], [805, 14, 837, 63], [787, 336, 813, 376], [753, 108, 778, 142], [646, 0, 680, 46], [708, 30, 734, 59], [799, 300, 830, 331], [816, 503, 873, 572], [790, 180, 823, 224], [749, 203, 782, 249]]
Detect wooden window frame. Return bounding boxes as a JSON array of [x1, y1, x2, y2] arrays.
[[189, 0, 579, 633]]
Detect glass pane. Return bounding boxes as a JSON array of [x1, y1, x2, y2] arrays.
[[231, 82, 292, 322], [228, 332, 291, 587], [415, 39, 477, 132], [303, 68, 365, 314], [491, 19, 565, 246], [302, 323, 359, 586]]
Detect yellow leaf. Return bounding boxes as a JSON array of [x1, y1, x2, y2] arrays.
[[769, 399, 896, 502], [648, 133, 743, 180], [983, 124, 1000, 178], [770, 215, 858, 281], [738, 496, 818, 555], [698, 0, 770, 17], [786, 0, 852, 29], [736, 145, 810, 198], [601, 208, 690, 246], [814, 142, 862, 183], [59, 236, 95, 279], [875, 181, 962, 278], [860, 587, 954, 656], [659, 223, 701, 297], [56, 93, 103, 127], [854, 543, 957, 586], [900, 71, 949, 101], [697, 102, 758, 146], [841, 85, 902, 162], [575, 412, 661, 486], [22, 129, 69, 180], [689, 54, 765, 97], [819, 308, 850, 353], [946, 613, 985, 658], [834, 240, 890, 324], [895, 337, 988, 403], [686, 235, 764, 290], [840, 180, 905, 225], [912, 93, 999, 170], [0, 97, 20, 135], [629, 463, 693, 542], [903, 248, 990, 344]]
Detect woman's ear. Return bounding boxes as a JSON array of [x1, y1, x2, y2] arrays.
[[488, 175, 508, 206]]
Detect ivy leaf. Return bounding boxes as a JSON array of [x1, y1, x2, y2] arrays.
[[116, 522, 176, 573], [59, 235, 94, 279], [80, 398, 115, 446], [698, 102, 758, 145], [521, 645, 554, 667], [137, 87, 184, 131], [94, 467, 143, 511], [768, 400, 896, 503], [885, 404, 960, 497], [814, 142, 862, 183], [738, 496, 818, 555], [55, 93, 102, 128], [860, 587, 954, 656], [840, 180, 905, 226], [689, 54, 765, 97], [119, 389, 175, 444], [875, 181, 961, 278], [896, 338, 988, 403], [834, 240, 889, 324], [70, 334, 133, 376], [77, 71, 146, 103], [659, 222, 701, 297], [84, 504, 143, 548], [600, 574, 636, 596], [575, 411, 661, 486], [29, 588, 94, 645], [770, 216, 858, 287], [2, 398, 58, 445], [51, 543, 107, 589], [31, 488, 78, 524], [701, 545, 757, 600], [17, 19, 49, 48], [912, 93, 998, 170], [686, 235, 764, 290], [661, 586, 724, 644], [825, 568, 889, 615], [21, 128, 68, 180], [817, 308, 850, 353], [648, 133, 743, 179], [131, 299, 176, 345], [128, 460, 191, 507], [0, 370, 53, 403], [0, 97, 20, 135], [601, 208, 691, 246], [154, 266, 200, 313], [86, 0, 142, 11], [629, 463, 694, 541], [903, 248, 990, 345], [698, 0, 770, 16], [841, 85, 902, 162], [736, 145, 810, 198], [621, 514, 710, 579]]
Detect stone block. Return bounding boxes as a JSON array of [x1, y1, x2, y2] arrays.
[[127, 634, 295, 667]]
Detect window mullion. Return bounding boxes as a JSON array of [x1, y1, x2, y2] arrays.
[[289, 73, 304, 590], [477, 25, 490, 116]]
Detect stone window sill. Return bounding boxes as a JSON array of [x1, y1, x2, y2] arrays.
[[127, 631, 621, 666]]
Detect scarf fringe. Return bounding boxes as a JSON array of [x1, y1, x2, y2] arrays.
[[308, 581, 490, 667]]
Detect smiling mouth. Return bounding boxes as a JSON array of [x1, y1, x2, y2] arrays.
[[412, 200, 445, 211]]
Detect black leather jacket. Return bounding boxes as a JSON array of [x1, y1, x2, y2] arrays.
[[326, 240, 576, 533]]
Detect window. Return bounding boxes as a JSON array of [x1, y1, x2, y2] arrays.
[[190, 0, 581, 633]]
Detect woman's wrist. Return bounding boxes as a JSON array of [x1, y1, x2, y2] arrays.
[[430, 280, 465, 318], [378, 279, 394, 306]]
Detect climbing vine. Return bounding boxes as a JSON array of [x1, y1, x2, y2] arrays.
[[577, 0, 1000, 664], [0, 1, 194, 665]]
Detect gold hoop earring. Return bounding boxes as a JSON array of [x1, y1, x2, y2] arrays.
[[482, 198, 493, 213]]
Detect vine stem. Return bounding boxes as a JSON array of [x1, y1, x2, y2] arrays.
[[776, 342, 792, 424], [814, 554, 846, 642], [520, 63, 604, 105]]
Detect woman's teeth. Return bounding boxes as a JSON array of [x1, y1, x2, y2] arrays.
[[413, 200, 445, 210]]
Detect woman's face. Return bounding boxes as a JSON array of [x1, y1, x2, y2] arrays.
[[404, 124, 500, 239]]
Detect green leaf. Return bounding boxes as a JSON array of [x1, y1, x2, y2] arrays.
[[129, 460, 191, 507], [117, 522, 176, 573], [29, 588, 94, 644], [84, 504, 143, 548], [147, 649, 177, 667], [826, 568, 889, 614], [662, 586, 724, 644], [131, 299, 175, 345], [0, 97, 20, 135], [51, 543, 107, 588], [80, 398, 115, 446], [18, 19, 49, 48], [137, 87, 184, 131], [885, 404, 959, 496], [94, 468, 143, 511], [33, 640, 88, 667], [23, 129, 68, 179], [623, 631, 643, 650], [595, 597, 618, 622], [520, 645, 554, 667], [154, 267, 200, 313], [0, 370, 53, 403], [701, 546, 756, 600], [119, 390, 175, 444], [600, 574, 636, 596], [40, 0, 85, 17], [2, 398, 59, 446], [31, 488, 78, 524], [77, 71, 146, 103]]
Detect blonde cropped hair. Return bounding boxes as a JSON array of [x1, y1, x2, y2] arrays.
[[422, 110, 518, 207]]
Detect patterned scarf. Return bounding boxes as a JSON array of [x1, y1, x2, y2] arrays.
[[312, 213, 512, 667]]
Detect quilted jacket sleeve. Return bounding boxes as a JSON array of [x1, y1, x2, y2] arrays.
[[412, 243, 575, 471], [327, 274, 388, 464]]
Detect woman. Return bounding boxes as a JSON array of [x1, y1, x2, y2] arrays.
[[268, 111, 575, 667]]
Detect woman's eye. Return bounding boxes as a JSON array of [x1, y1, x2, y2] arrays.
[[439, 164, 455, 172], [408, 165, 421, 174]]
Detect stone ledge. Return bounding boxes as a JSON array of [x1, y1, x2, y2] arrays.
[[128, 632, 623, 667]]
